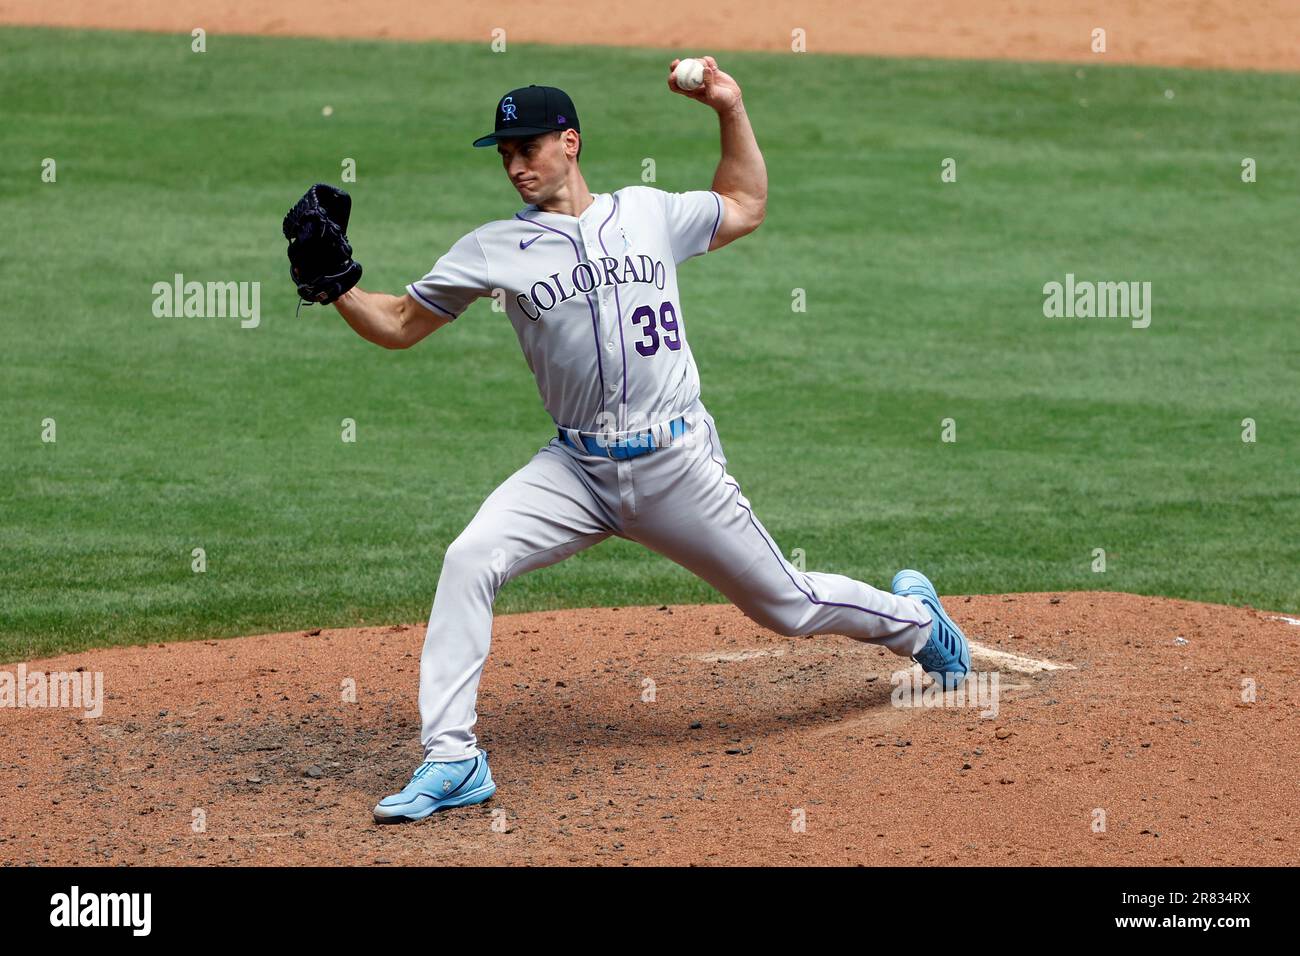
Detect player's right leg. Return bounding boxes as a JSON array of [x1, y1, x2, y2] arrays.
[[375, 440, 619, 822], [417, 441, 619, 763]]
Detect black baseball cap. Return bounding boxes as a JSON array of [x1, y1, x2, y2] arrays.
[[472, 85, 580, 148]]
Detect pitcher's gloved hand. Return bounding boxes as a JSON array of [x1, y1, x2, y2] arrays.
[[282, 183, 363, 304]]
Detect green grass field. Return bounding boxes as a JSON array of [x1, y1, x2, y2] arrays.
[[2, 27, 1297, 660]]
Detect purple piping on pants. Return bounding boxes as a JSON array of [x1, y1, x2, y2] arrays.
[[701, 418, 933, 631], [596, 193, 628, 423], [407, 283, 456, 318], [515, 210, 606, 415]]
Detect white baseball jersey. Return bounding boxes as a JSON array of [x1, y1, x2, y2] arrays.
[[406, 185, 723, 433]]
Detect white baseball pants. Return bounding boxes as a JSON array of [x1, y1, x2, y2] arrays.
[[417, 397, 933, 761]]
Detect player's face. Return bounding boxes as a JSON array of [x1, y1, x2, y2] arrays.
[[498, 132, 569, 204]]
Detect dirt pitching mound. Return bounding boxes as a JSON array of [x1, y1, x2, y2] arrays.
[[2, 592, 1296, 866]]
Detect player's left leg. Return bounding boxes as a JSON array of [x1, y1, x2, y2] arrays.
[[622, 404, 934, 659]]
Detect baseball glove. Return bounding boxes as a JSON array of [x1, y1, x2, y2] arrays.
[[282, 183, 363, 305]]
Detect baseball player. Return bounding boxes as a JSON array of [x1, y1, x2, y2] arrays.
[[283, 57, 970, 823]]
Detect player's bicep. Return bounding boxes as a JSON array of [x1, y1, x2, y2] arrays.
[[708, 194, 753, 252], [400, 292, 452, 346]]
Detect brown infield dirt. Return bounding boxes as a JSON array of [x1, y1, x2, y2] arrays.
[[3, 2, 1297, 866], [2, 594, 1298, 866], [3, 0, 1299, 71]]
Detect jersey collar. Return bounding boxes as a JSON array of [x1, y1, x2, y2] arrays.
[[519, 191, 609, 225]]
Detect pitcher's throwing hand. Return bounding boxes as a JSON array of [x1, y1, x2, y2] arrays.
[[668, 55, 743, 111]]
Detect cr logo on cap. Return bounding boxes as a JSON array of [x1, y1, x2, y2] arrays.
[[501, 95, 517, 121]]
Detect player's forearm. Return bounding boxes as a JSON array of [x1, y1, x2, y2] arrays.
[[333, 287, 413, 349], [712, 102, 767, 220]]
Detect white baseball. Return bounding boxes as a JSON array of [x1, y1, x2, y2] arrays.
[[675, 58, 705, 92]]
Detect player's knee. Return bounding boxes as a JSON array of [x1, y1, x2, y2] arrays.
[[441, 533, 505, 588], [769, 618, 810, 638], [740, 603, 807, 638]]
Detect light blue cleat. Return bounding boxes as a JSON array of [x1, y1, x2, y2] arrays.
[[891, 569, 971, 691], [373, 752, 496, 823]]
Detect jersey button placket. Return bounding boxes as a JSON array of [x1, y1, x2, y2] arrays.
[[582, 224, 617, 409]]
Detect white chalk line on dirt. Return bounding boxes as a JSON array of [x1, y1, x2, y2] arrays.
[[689, 641, 1071, 674], [1270, 615, 1300, 627], [690, 648, 787, 662], [968, 642, 1074, 673]]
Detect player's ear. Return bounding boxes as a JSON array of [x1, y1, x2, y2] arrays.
[[560, 129, 580, 163]]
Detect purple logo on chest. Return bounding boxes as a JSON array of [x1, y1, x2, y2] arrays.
[[520, 233, 544, 250]]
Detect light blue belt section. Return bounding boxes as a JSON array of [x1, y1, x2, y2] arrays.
[[557, 416, 687, 460]]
